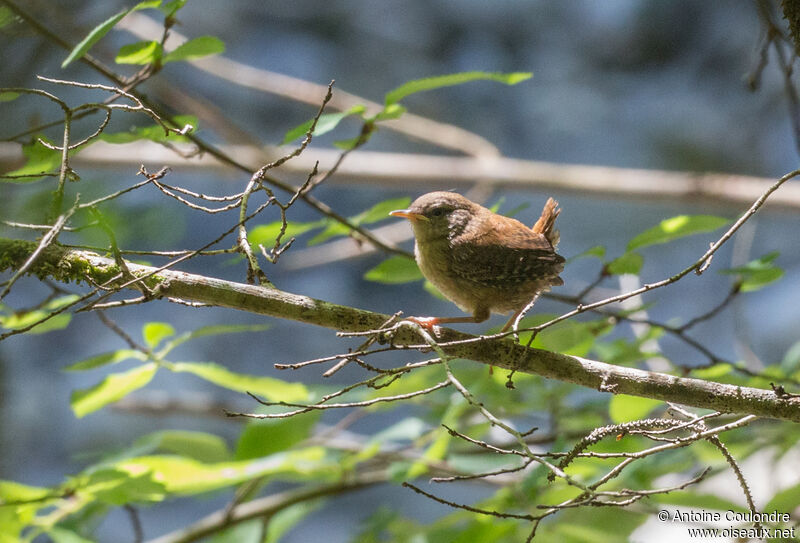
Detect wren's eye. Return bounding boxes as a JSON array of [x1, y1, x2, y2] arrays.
[[430, 207, 446, 217]]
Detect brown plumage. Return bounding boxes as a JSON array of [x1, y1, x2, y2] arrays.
[[390, 191, 564, 331]]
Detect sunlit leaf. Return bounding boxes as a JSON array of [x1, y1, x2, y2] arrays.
[[364, 256, 423, 284], [98, 115, 197, 144], [248, 219, 325, 247], [0, 91, 19, 102], [544, 321, 608, 356], [627, 214, 729, 251], [606, 251, 643, 275], [371, 103, 407, 122], [134, 430, 231, 463], [720, 251, 783, 292], [2, 138, 61, 182], [142, 322, 175, 349], [281, 105, 366, 144], [210, 520, 263, 543], [113, 448, 329, 494], [423, 280, 446, 300], [115, 40, 162, 65], [46, 527, 96, 543], [265, 500, 323, 543], [191, 324, 270, 338], [169, 361, 308, 402], [356, 197, 412, 224], [159, 0, 186, 17], [0, 294, 79, 334], [385, 71, 532, 105], [61, 1, 161, 68], [71, 363, 158, 418], [63, 349, 145, 371], [163, 36, 225, 63], [333, 134, 370, 150], [78, 467, 166, 505], [608, 394, 662, 423], [235, 412, 320, 460]]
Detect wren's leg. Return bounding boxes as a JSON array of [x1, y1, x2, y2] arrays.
[[500, 310, 523, 333]]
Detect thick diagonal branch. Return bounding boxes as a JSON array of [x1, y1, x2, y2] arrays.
[[3, 237, 799, 423]]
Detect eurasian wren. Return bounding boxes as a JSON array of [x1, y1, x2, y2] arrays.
[[390, 191, 564, 331]]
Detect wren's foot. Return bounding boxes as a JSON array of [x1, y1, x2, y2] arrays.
[[404, 314, 488, 331], [404, 316, 442, 331]]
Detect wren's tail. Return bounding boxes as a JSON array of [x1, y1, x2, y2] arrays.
[[531, 197, 560, 248]]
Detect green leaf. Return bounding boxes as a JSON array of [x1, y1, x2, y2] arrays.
[[606, 252, 643, 275], [134, 430, 231, 463], [159, 0, 187, 17], [333, 134, 369, 150], [691, 363, 734, 380], [142, 322, 175, 349], [61, 2, 161, 68], [765, 481, 800, 513], [71, 363, 158, 418], [78, 467, 166, 505], [384, 71, 533, 105], [781, 341, 800, 374], [47, 526, 99, 543], [2, 138, 61, 182], [169, 362, 308, 402], [0, 294, 79, 334], [62, 9, 129, 68], [98, 114, 198, 144], [115, 40, 162, 65], [571, 245, 606, 261], [306, 222, 351, 245], [247, 219, 325, 247], [0, 7, 15, 29], [608, 394, 662, 423], [64, 349, 145, 371], [628, 214, 730, 251], [281, 105, 366, 144], [364, 256, 423, 284], [649, 490, 746, 512], [423, 280, 447, 300], [112, 448, 329, 494], [163, 36, 225, 63], [371, 103, 407, 122], [357, 197, 412, 224], [308, 197, 411, 245], [539, 320, 605, 357], [235, 412, 320, 460], [164, 323, 271, 352], [720, 251, 783, 292], [0, 91, 19, 102], [265, 501, 323, 543]]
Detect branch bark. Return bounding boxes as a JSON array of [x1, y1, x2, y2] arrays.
[[3, 237, 799, 423]]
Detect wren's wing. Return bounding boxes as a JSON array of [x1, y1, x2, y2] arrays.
[[451, 243, 565, 286], [450, 216, 565, 286]]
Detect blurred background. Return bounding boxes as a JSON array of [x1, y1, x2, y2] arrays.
[[2, 1, 800, 541]]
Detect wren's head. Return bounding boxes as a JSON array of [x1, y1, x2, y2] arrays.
[[389, 191, 483, 243]]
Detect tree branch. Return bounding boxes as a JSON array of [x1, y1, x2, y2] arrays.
[[145, 471, 385, 543], [3, 237, 800, 423]]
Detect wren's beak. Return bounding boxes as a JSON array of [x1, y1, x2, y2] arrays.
[[389, 209, 429, 222]]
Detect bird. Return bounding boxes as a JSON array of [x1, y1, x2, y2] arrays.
[[389, 191, 564, 332]]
